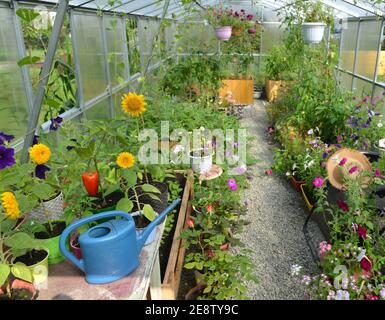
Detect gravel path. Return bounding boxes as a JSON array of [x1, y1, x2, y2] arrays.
[[239, 101, 324, 300]]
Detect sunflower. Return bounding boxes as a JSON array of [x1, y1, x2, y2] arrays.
[[117, 152, 135, 169], [121, 93, 146, 117], [29, 143, 51, 165], [1, 192, 20, 220]]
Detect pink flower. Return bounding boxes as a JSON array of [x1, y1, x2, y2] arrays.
[[357, 225, 367, 240], [265, 168, 273, 175], [349, 166, 359, 174], [339, 157, 347, 166], [360, 256, 372, 272], [375, 169, 381, 177], [187, 218, 194, 228], [337, 199, 349, 212], [206, 204, 214, 213], [312, 177, 324, 188], [227, 178, 237, 191]]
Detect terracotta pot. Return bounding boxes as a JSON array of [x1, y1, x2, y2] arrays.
[[290, 176, 306, 192]]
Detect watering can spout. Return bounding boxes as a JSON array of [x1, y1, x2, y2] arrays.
[[137, 198, 181, 251]]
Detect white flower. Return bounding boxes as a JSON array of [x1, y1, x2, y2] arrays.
[[380, 288, 385, 299], [335, 290, 350, 300], [327, 290, 336, 300], [378, 122, 383, 128], [286, 172, 291, 176], [307, 160, 315, 168], [199, 126, 205, 131], [307, 129, 314, 135], [357, 249, 366, 262], [290, 264, 302, 276], [292, 163, 297, 170]]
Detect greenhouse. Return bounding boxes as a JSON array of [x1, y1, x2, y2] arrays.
[[0, 0, 385, 302]]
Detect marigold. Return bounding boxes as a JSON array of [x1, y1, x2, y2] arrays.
[[121, 93, 146, 117], [116, 152, 135, 169], [29, 143, 51, 165], [1, 192, 20, 220]]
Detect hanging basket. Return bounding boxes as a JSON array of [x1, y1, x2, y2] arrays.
[[302, 22, 326, 44], [214, 26, 232, 41]]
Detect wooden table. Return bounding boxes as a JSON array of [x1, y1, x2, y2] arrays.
[[37, 222, 165, 300]]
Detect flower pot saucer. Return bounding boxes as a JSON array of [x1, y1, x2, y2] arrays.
[[198, 165, 223, 183]]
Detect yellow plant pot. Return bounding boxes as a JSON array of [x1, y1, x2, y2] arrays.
[[219, 78, 254, 105], [300, 183, 314, 211]]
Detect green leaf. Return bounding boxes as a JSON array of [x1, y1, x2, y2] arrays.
[[141, 184, 161, 194], [17, 56, 41, 67], [184, 262, 196, 269], [4, 232, 37, 250], [11, 263, 33, 283], [0, 264, 11, 287], [143, 204, 157, 221], [103, 184, 119, 197], [31, 183, 54, 200], [16, 9, 40, 23], [122, 170, 137, 187], [116, 198, 134, 213]]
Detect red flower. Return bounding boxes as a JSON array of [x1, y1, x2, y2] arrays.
[[206, 204, 214, 213], [357, 225, 367, 240], [337, 199, 349, 212], [187, 218, 194, 228], [360, 256, 372, 272], [207, 249, 215, 258], [265, 169, 273, 175]]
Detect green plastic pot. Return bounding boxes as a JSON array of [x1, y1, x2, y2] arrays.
[[41, 234, 65, 264], [27, 249, 49, 285]]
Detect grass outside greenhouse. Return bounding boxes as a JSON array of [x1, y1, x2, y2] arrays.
[[1, 0, 385, 306]]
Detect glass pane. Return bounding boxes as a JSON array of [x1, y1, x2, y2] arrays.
[[261, 23, 284, 54], [352, 78, 373, 97], [340, 21, 358, 72], [376, 26, 385, 84], [104, 16, 127, 86], [85, 100, 109, 120], [356, 20, 382, 79], [126, 18, 141, 75], [72, 13, 107, 102], [0, 8, 29, 140], [373, 86, 385, 115], [138, 18, 161, 68], [337, 71, 352, 91]]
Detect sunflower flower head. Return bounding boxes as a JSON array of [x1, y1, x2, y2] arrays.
[[29, 143, 51, 165], [1, 192, 20, 220], [121, 93, 146, 117], [117, 152, 135, 169]]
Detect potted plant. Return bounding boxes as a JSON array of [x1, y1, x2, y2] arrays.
[[301, 1, 330, 44], [205, 6, 235, 41]]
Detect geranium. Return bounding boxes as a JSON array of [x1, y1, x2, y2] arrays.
[[116, 152, 135, 169], [339, 157, 347, 166], [29, 143, 51, 165], [1, 192, 20, 220], [357, 225, 367, 240], [121, 92, 146, 117], [337, 199, 349, 212], [0, 146, 15, 170], [227, 178, 237, 191], [312, 177, 324, 188]]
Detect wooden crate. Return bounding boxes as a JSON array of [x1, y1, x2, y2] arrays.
[[265, 79, 294, 103], [219, 78, 254, 105], [160, 170, 194, 300]]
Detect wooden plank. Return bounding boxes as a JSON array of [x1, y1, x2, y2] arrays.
[[219, 79, 254, 105]]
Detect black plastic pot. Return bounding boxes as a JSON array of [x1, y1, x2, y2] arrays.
[[129, 181, 169, 214]]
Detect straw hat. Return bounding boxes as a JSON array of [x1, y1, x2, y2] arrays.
[[326, 148, 372, 190]]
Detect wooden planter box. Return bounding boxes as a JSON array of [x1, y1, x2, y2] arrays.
[[159, 170, 194, 300], [219, 78, 254, 105]]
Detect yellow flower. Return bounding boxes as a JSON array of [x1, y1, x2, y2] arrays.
[[121, 93, 146, 117], [1, 192, 20, 220], [29, 143, 51, 165], [117, 152, 135, 169]]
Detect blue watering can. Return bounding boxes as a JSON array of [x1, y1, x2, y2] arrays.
[[59, 198, 181, 284]]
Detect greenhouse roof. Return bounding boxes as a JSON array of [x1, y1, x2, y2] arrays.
[[8, 0, 385, 19]]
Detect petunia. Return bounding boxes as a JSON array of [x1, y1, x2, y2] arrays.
[[312, 177, 324, 188], [320, 161, 326, 168], [360, 256, 372, 272], [336, 135, 342, 143], [349, 166, 358, 174], [35, 164, 51, 179], [49, 116, 63, 131], [246, 175, 253, 181], [339, 157, 347, 166], [375, 169, 381, 177], [0, 146, 16, 170], [357, 225, 367, 240], [323, 152, 328, 159], [32, 135, 39, 146], [227, 178, 237, 191], [0, 132, 14, 145], [265, 169, 273, 176], [337, 199, 349, 212]]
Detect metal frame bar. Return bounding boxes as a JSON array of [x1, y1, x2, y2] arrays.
[[101, 14, 114, 118], [351, 19, 362, 91], [372, 18, 385, 98], [21, 0, 69, 163]]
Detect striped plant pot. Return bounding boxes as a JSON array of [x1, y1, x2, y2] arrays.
[[29, 191, 64, 221]]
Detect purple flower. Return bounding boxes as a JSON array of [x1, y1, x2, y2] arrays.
[[32, 135, 39, 146], [339, 157, 347, 166], [246, 175, 253, 181], [234, 166, 247, 175], [354, 104, 361, 112], [227, 178, 237, 191], [35, 164, 50, 179], [334, 144, 342, 149], [0, 146, 16, 170], [248, 28, 256, 34], [49, 116, 63, 132], [363, 96, 370, 103], [246, 14, 253, 20], [0, 132, 14, 145], [313, 177, 324, 188], [323, 152, 328, 159], [375, 169, 381, 177], [320, 161, 326, 168], [337, 135, 342, 143], [362, 140, 369, 150], [225, 150, 233, 157], [349, 166, 358, 174]]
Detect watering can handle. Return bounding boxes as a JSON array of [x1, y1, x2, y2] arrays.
[[59, 211, 131, 272]]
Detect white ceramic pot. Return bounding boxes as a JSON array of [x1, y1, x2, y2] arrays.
[[190, 148, 213, 174], [254, 91, 262, 99], [29, 191, 64, 221], [302, 22, 326, 44]]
